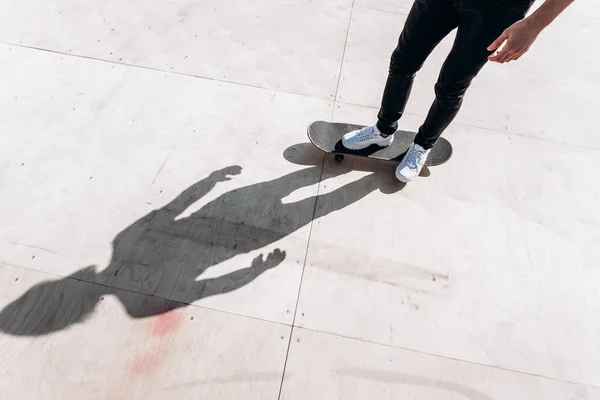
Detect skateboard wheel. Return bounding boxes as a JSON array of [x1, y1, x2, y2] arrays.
[[335, 154, 344, 162]]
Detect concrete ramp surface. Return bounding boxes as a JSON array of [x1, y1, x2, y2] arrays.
[[0, 0, 598, 398]]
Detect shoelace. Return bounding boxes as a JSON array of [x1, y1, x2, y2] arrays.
[[405, 146, 426, 169], [357, 126, 376, 141]]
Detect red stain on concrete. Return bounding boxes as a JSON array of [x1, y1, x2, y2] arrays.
[[150, 309, 181, 337], [130, 351, 165, 375], [128, 309, 182, 376]]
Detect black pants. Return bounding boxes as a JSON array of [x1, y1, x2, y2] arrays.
[[377, 0, 532, 149]]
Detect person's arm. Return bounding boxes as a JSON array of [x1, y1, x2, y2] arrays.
[[488, 0, 575, 63], [160, 165, 241, 215]]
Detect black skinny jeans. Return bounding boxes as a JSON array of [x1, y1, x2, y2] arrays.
[[377, 0, 533, 149]]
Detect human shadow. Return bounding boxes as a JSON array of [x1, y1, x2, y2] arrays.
[[0, 153, 402, 336]]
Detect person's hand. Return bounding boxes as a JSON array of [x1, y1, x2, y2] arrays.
[[488, 18, 542, 63], [211, 165, 242, 182], [250, 249, 286, 272]]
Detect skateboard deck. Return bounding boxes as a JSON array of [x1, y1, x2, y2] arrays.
[[307, 121, 452, 166]]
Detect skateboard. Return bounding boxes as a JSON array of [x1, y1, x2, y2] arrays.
[[307, 121, 452, 166]]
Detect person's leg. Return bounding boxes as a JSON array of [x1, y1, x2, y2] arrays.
[[376, 0, 460, 136], [342, 0, 459, 151], [413, 1, 532, 149]]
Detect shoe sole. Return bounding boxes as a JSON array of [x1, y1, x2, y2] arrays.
[[395, 165, 417, 183], [341, 140, 394, 151], [395, 173, 415, 183]]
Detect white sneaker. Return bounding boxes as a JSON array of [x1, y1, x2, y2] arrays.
[[342, 125, 393, 150], [396, 143, 430, 182]]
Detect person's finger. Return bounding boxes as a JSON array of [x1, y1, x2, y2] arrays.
[[496, 45, 517, 63], [489, 47, 511, 63], [506, 45, 527, 62], [516, 48, 528, 59], [502, 53, 517, 63], [488, 30, 509, 51], [488, 48, 503, 62], [512, 50, 526, 61]]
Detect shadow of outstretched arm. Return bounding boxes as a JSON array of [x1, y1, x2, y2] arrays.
[[187, 249, 286, 302], [161, 166, 242, 215], [297, 171, 402, 221], [108, 165, 244, 265]]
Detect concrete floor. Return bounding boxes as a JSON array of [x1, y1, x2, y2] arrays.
[[0, 0, 598, 398]]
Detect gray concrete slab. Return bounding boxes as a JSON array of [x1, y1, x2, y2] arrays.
[[1, 0, 599, 398], [0, 263, 289, 399], [295, 102, 600, 386], [0, 0, 353, 98], [280, 328, 600, 400], [0, 44, 333, 324], [354, 0, 413, 15], [1, 44, 189, 272]]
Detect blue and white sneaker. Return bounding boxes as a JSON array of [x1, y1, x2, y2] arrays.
[[396, 143, 431, 182], [342, 125, 393, 150]]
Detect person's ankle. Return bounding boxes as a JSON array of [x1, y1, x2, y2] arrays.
[[414, 142, 432, 151], [375, 124, 393, 138]]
